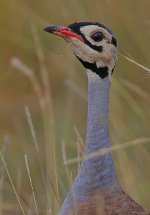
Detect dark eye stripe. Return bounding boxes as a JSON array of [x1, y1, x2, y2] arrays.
[[81, 33, 103, 52], [68, 22, 117, 51]]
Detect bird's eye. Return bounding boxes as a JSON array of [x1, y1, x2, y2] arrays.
[[91, 32, 104, 42]]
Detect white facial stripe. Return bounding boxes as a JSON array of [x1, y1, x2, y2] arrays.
[[69, 37, 117, 68], [80, 25, 112, 46], [69, 38, 111, 69]]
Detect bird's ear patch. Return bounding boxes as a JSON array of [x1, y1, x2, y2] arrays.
[[111, 37, 117, 47]]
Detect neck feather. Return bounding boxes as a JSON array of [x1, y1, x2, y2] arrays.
[[58, 69, 120, 215], [73, 69, 119, 199]]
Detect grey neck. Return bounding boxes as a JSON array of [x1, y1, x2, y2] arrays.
[[73, 70, 119, 199], [58, 70, 120, 215]]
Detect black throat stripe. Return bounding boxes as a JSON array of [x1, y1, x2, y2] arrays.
[[77, 57, 108, 79]]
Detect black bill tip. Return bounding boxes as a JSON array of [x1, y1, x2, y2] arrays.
[[43, 25, 62, 33]]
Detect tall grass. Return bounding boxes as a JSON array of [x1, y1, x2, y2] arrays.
[[0, 0, 150, 214]]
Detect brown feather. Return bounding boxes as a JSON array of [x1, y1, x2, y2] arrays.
[[66, 189, 150, 215]]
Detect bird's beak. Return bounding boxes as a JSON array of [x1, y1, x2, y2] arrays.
[[43, 25, 83, 42]]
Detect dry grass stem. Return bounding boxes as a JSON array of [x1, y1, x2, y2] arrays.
[[61, 140, 72, 188], [24, 154, 39, 215], [113, 78, 149, 127], [0, 150, 25, 215], [61, 140, 67, 164], [25, 106, 39, 151], [73, 126, 84, 154], [16, 167, 22, 198], [31, 23, 55, 130], [121, 54, 150, 73], [47, 175, 60, 210], [31, 24, 51, 94], [10, 57, 44, 108], [0, 135, 10, 215], [73, 126, 84, 172], [24, 105, 47, 188], [76, 140, 81, 173], [121, 79, 150, 99], [52, 141, 60, 208], [64, 137, 150, 165]]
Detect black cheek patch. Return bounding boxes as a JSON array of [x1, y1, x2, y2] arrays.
[[111, 37, 117, 47], [77, 57, 108, 79], [85, 41, 103, 52]]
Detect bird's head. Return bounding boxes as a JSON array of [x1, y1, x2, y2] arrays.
[[44, 22, 118, 79]]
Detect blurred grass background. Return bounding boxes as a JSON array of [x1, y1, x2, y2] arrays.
[[0, 0, 150, 214]]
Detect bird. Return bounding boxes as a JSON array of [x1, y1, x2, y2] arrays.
[[44, 22, 150, 215]]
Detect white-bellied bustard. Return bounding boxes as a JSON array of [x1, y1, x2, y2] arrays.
[[44, 22, 150, 215]]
